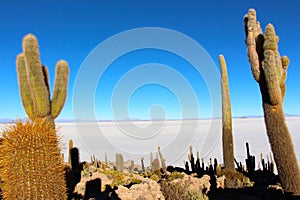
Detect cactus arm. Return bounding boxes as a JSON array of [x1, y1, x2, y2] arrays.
[[51, 60, 69, 119], [244, 9, 261, 82], [262, 24, 284, 105], [262, 50, 281, 105], [280, 56, 289, 100], [16, 53, 36, 119], [219, 54, 235, 170], [22, 34, 50, 118]]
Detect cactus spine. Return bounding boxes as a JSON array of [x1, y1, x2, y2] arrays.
[[219, 55, 235, 170], [16, 34, 69, 124], [244, 9, 300, 194]]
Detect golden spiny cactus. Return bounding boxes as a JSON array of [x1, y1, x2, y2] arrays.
[[0, 34, 69, 199], [0, 120, 67, 200], [244, 9, 300, 194]]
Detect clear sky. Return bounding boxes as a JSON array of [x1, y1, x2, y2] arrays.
[[1, 0, 300, 120]]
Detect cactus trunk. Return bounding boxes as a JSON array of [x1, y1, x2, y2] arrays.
[[263, 103, 300, 193]]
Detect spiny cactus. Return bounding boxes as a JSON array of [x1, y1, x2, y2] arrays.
[[0, 34, 69, 199], [0, 120, 67, 200], [244, 9, 300, 194], [16, 34, 69, 124], [219, 55, 235, 170]]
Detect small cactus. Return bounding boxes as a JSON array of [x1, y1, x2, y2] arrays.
[[68, 139, 73, 166], [158, 146, 166, 173], [151, 158, 161, 175], [115, 153, 124, 172], [141, 157, 145, 172], [150, 152, 154, 171], [105, 152, 108, 166], [188, 146, 195, 173], [245, 142, 255, 177], [65, 147, 82, 199]]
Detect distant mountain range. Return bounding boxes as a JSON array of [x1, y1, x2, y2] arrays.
[[1, 114, 300, 124]]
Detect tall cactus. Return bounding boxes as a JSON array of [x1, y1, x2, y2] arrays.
[[244, 9, 300, 194], [16, 33, 69, 124], [219, 55, 235, 170], [0, 34, 69, 199]]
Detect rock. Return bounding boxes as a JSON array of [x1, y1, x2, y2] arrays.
[[116, 178, 165, 200], [216, 175, 225, 189], [171, 174, 211, 194], [74, 172, 112, 196]]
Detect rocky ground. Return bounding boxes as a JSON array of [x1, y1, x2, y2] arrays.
[[0, 159, 298, 200], [66, 159, 299, 200], [1, 146, 299, 200]]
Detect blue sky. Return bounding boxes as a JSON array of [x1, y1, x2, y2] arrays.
[[1, 0, 300, 120]]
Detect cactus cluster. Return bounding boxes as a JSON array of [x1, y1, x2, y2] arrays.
[[186, 146, 202, 174], [185, 146, 218, 178], [149, 147, 167, 175], [244, 9, 300, 194]]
